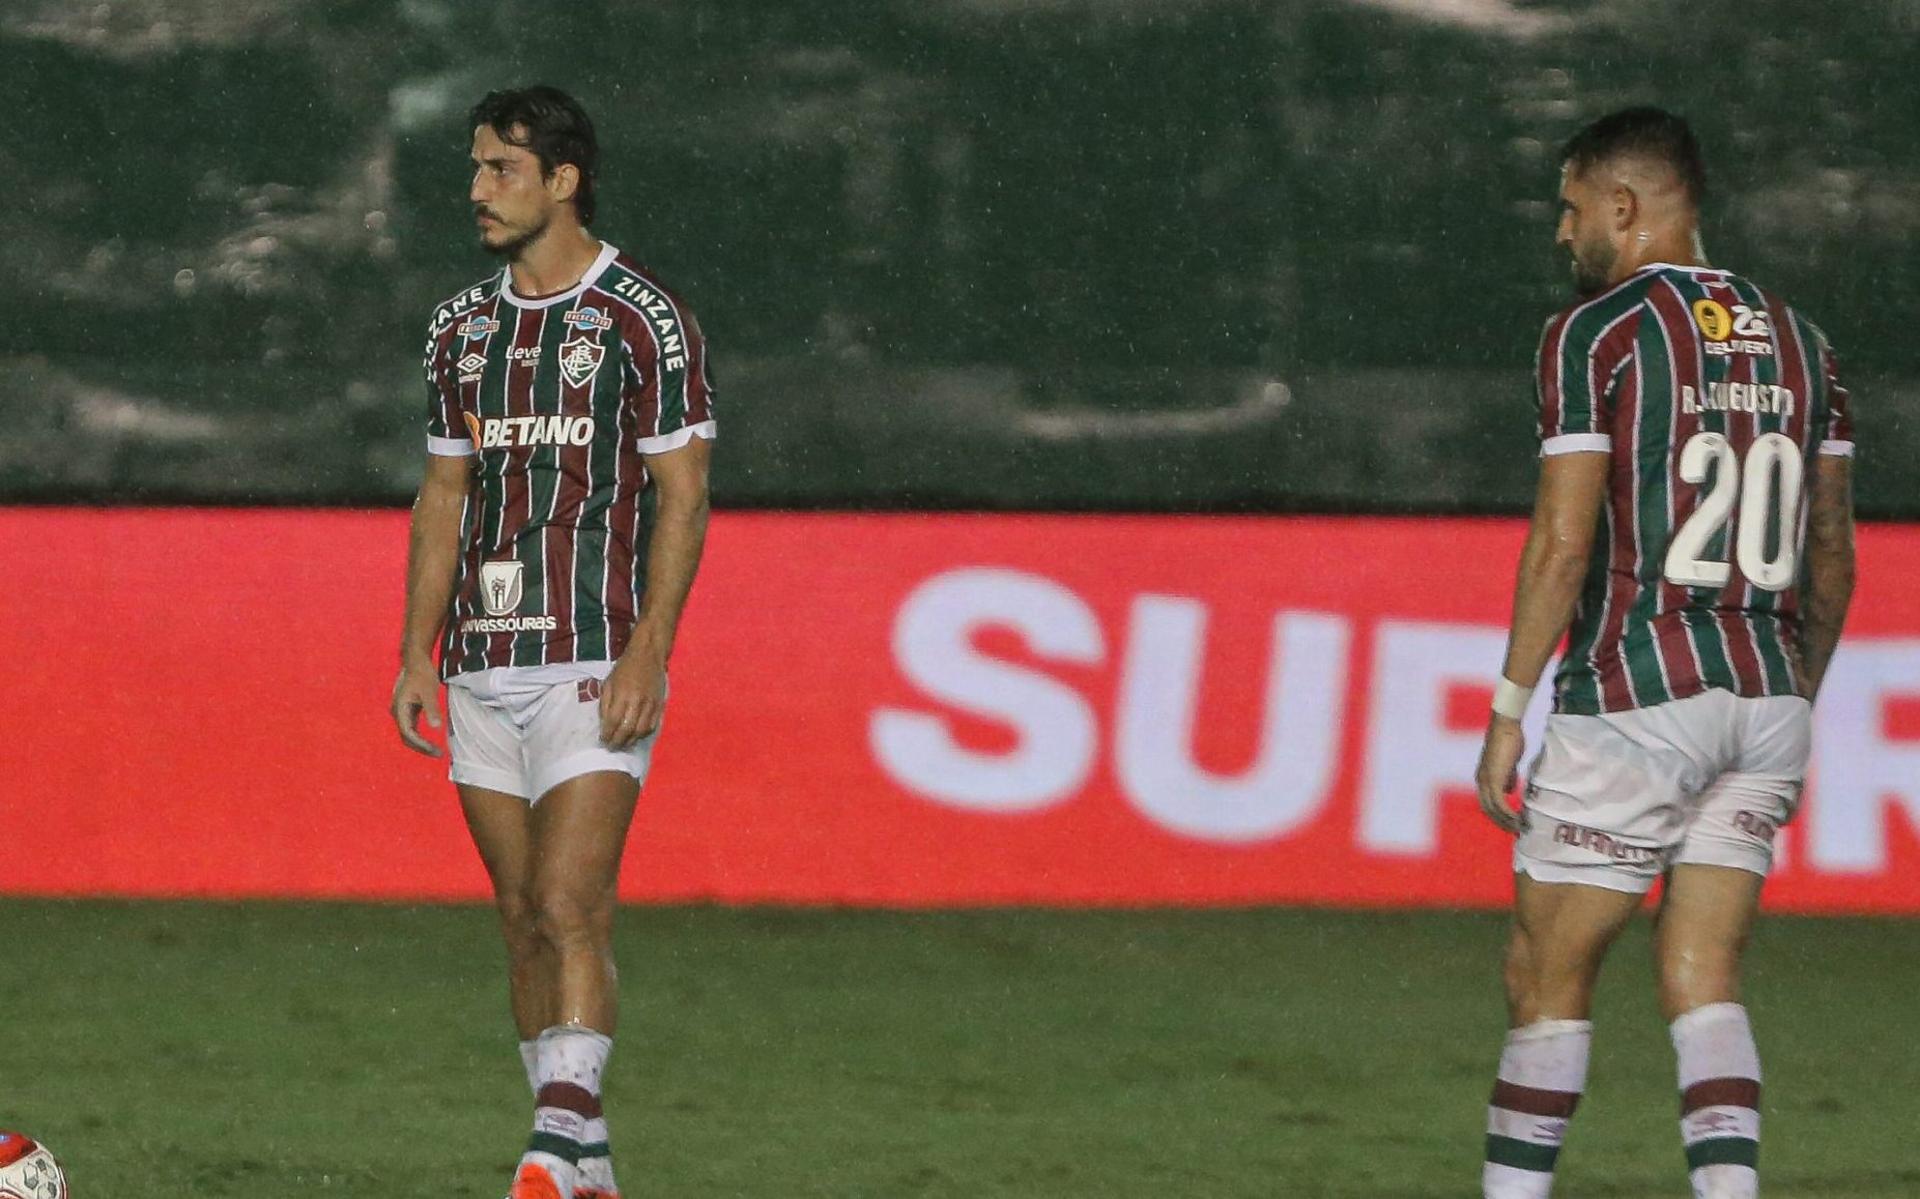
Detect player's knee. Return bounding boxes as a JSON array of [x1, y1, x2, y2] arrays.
[[495, 890, 540, 946], [532, 884, 610, 948], [1502, 932, 1536, 1014], [1656, 942, 1743, 1020], [1508, 936, 1609, 1023]]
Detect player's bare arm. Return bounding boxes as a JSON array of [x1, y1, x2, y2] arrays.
[[600, 435, 712, 750], [1474, 450, 1610, 833], [1798, 453, 1856, 699], [391, 451, 472, 756]]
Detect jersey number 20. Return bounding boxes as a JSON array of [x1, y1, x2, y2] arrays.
[[1663, 431, 1803, 592]]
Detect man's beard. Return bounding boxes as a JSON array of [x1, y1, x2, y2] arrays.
[[1569, 235, 1617, 298], [480, 212, 551, 261]]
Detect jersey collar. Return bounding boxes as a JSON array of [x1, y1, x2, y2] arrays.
[[498, 241, 620, 309], [1638, 261, 1724, 276]]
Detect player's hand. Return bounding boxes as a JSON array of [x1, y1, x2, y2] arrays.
[[391, 658, 446, 757], [1475, 715, 1527, 836], [601, 641, 667, 750]]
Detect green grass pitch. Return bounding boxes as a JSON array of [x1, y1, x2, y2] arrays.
[[3, 900, 1917, 1197]]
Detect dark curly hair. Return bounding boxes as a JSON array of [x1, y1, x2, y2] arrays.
[[469, 85, 600, 225]]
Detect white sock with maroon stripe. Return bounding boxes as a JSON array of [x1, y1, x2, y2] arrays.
[[1672, 1003, 1761, 1199], [519, 1024, 612, 1196], [1483, 1019, 1591, 1198], [522, 1035, 617, 1195]]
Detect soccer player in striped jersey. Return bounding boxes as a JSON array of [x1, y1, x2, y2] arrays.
[[388, 86, 715, 1199], [1473, 109, 1855, 1199]]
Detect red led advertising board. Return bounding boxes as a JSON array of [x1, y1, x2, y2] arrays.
[[6, 509, 1917, 911]]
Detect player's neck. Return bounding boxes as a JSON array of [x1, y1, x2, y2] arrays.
[[1615, 228, 1707, 282], [507, 226, 603, 299]]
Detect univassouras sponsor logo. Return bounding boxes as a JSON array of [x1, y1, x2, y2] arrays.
[[459, 614, 558, 633], [478, 560, 525, 616]]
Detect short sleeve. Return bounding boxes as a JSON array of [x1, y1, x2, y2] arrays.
[[1816, 338, 1855, 457], [1535, 309, 1619, 456], [632, 300, 717, 456], [423, 323, 475, 457]]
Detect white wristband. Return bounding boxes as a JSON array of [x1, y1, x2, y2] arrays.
[[1492, 678, 1534, 721]]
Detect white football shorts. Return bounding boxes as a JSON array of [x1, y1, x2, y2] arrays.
[[445, 661, 663, 803], [1515, 688, 1810, 893]]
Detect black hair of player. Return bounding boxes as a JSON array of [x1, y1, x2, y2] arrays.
[[469, 85, 600, 226], [1561, 107, 1707, 208]]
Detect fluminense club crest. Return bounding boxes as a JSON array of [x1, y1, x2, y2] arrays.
[[478, 559, 525, 616], [558, 336, 605, 388]]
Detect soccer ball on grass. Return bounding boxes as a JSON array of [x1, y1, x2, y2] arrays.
[[0, 1133, 65, 1199]]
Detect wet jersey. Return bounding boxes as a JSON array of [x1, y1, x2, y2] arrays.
[[422, 242, 716, 679], [1535, 262, 1854, 715]]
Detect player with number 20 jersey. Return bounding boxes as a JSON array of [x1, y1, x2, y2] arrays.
[[1473, 109, 1855, 1199]]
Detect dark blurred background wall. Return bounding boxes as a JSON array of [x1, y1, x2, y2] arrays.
[[3, 0, 1915, 514]]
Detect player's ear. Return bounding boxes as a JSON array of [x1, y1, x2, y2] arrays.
[[1610, 183, 1639, 235], [548, 162, 580, 207]]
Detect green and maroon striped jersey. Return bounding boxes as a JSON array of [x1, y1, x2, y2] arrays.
[[1536, 262, 1854, 716], [422, 242, 716, 679]]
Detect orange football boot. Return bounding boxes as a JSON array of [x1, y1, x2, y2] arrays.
[[508, 1161, 568, 1199]]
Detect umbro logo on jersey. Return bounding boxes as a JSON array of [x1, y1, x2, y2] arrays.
[[456, 352, 486, 382], [458, 316, 501, 340], [558, 336, 606, 388], [464, 413, 597, 450]]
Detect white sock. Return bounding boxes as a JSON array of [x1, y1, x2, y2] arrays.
[[519, 1024, 614, 1196], [1483, 1019, 1592, 1198], [519, 1038, 540, 1095], [576, 1116, 617, 1194], [1672, 1003, 1761, 1199]]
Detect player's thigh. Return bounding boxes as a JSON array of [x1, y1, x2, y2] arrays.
[[1511, 872, 1643, 973], [1656, 864, 1765, 952], [1653, 863, 1766, 1015], [529, 770, 640, 929], [1515, 709, 1695, 894], [458, 783, 537, 907]]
